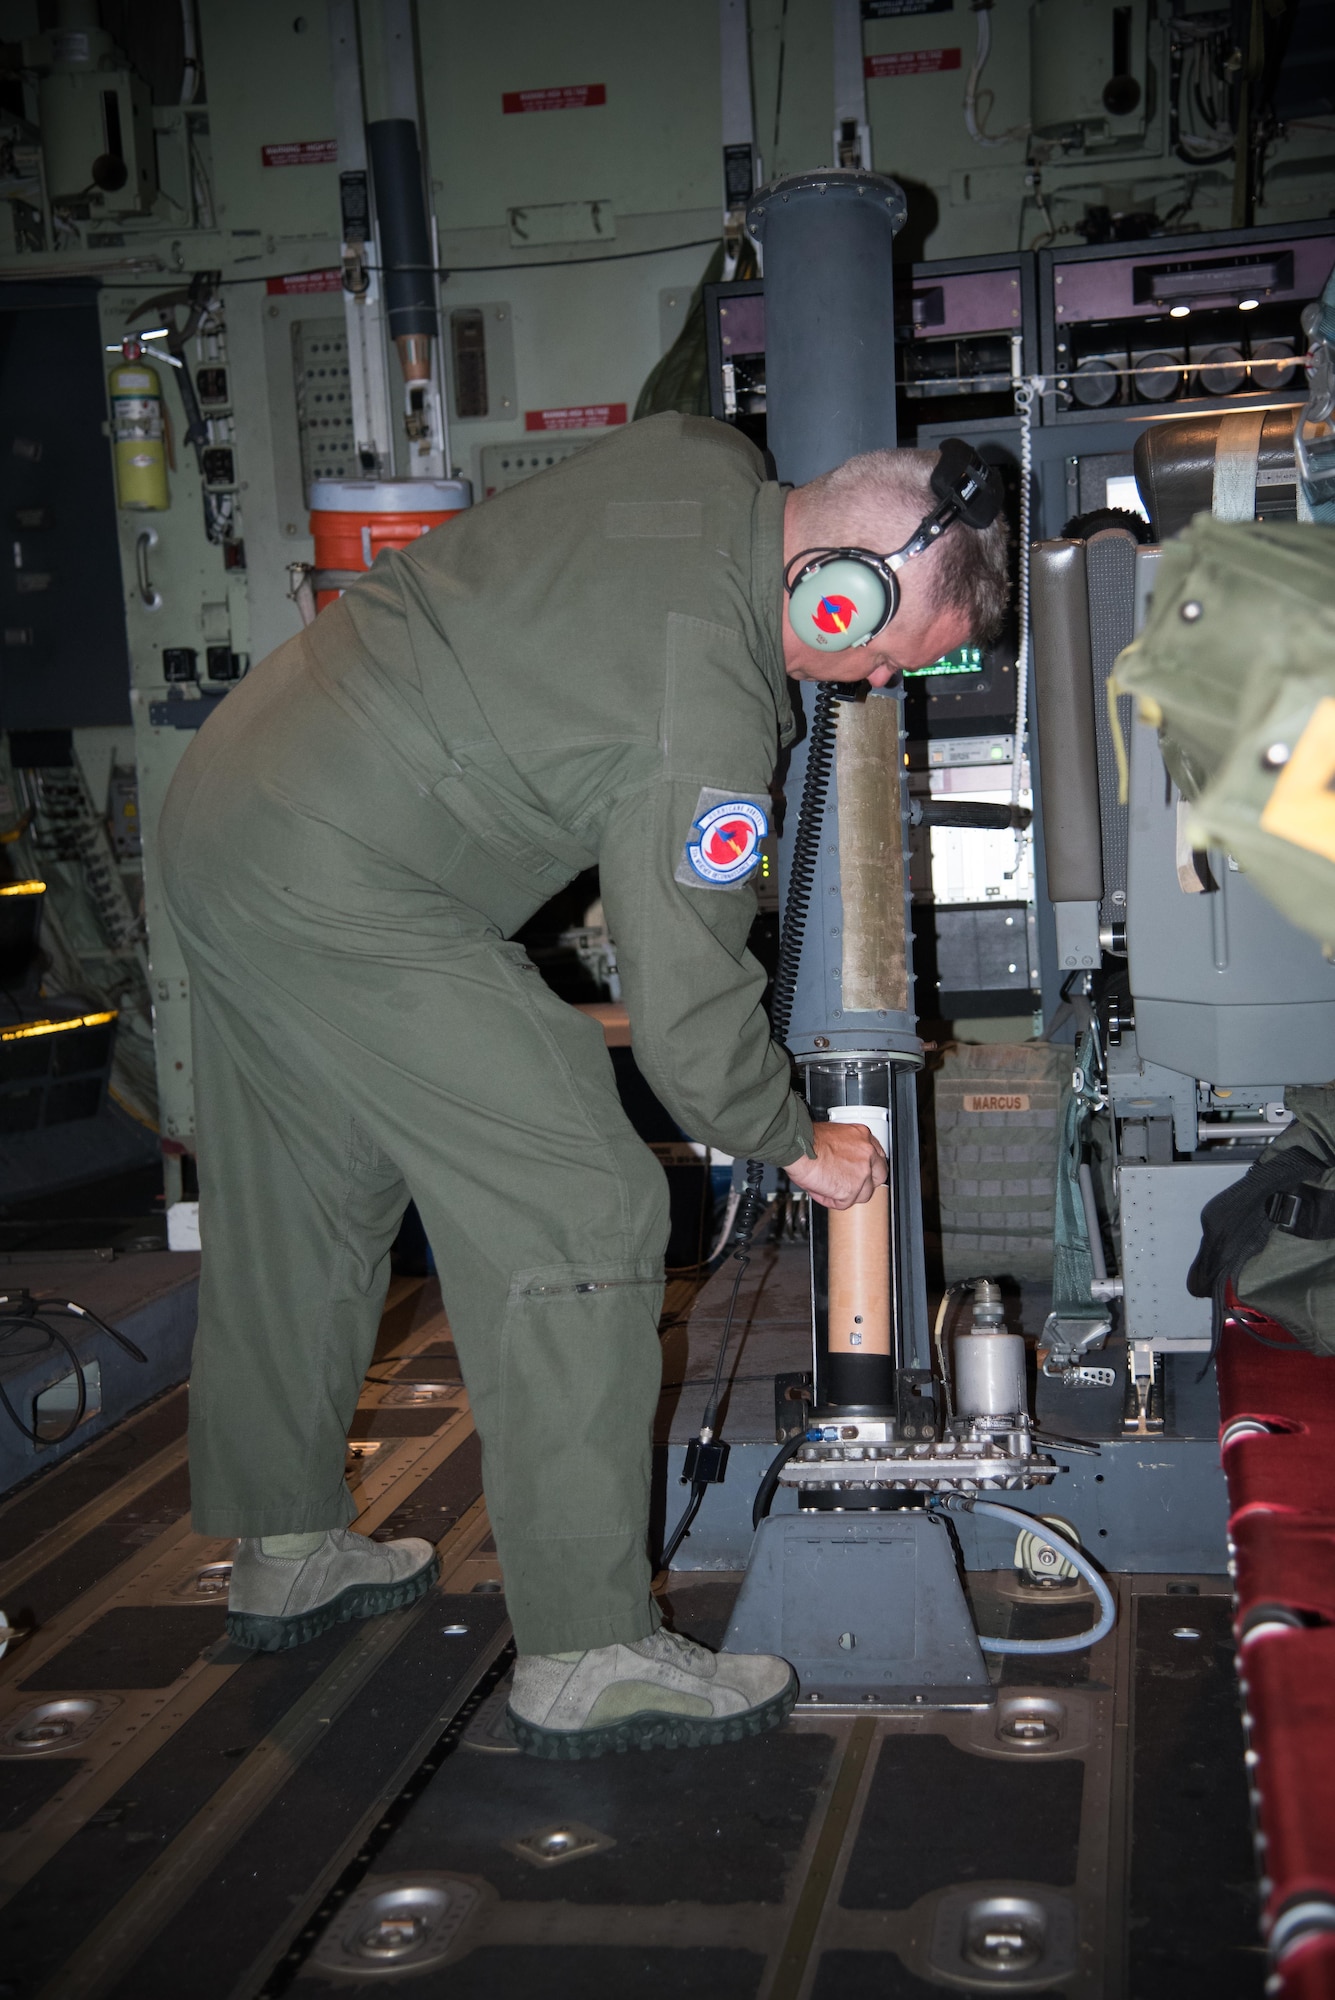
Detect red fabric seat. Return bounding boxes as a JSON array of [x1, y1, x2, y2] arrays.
[[1215, 1306, 1335, 1987], [1224, 1429, 1335, 1522], [1218, 1306, 1335, 1522], [1231, 1514, 1335, 1634], [1275, 1931, 1335, 2000], [1241, 1628, 1335, 1936], [1218, 1300, 1335, 1441]]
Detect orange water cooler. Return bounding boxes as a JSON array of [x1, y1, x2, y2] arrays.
[[308, 477, 470, 610]]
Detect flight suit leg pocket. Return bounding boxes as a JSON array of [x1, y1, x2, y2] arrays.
[[484, 1258, 666, 1650]]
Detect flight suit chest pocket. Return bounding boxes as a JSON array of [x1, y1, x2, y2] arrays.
[[663, 613, 777, 788]]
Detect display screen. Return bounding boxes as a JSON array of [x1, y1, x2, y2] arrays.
[[907, 644, 984, 678]]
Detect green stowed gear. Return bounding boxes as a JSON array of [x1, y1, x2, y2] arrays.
[[1189, 1084, 1335, 1357], [1113, 515, 1335, 950]]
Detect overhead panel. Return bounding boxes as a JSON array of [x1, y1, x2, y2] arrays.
[[417, 0, 721, 231], [198, 0, 340, 240], [863, 0, 1025, 200], [746, 0, 834, 184]]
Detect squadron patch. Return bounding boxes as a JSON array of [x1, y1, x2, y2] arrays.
[[676, 791, 768, 889], [813, 593, 857, 637]]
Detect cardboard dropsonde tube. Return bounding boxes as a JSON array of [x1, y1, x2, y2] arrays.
[[825, 1105, 891, 1358]]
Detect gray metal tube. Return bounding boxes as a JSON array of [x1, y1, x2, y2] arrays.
[[747, 169, 906, 483], [1029, 541, 1104, 904], [747, 169, 914, 1062], [746, 172, 930, 1420], [367, 119, 437, 343]]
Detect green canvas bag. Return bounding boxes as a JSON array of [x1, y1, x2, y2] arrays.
[[1188, 1084, 1335, 1356], [1112, 516, 1335, 950]]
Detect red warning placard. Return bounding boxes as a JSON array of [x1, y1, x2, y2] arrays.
[[266, 269, 342, 295], [864, 47, 962, 77], [503, 83, 607, 115], [525, 404, 627, 432], [262, 139, 338, 167]]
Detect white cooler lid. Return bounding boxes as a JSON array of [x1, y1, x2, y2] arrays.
[[308, 477, 471, 512]]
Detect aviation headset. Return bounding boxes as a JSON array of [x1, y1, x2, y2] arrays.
[[784, 437, 1004, 653]]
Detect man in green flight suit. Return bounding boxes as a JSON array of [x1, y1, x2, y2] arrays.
[[160, 411, 1008, 1759]]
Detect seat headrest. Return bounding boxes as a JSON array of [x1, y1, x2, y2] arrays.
[[1133, 408, 1299, 541]]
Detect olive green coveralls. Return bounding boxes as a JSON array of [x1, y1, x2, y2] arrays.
[[159, 413, 814, 1656]]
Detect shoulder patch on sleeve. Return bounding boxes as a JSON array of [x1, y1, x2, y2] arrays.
[[674, 787, 769, 890]]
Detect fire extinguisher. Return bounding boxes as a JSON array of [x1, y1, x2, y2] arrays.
[[109, 338, 169, 510]]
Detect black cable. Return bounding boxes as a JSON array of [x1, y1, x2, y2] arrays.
[[658, 688, 842, 1570], [731, 682, 839, 1240], [172, 345, 209, 463], [209, 237, 721, 291], [769, 684, 838, 1052], [658, 1237, 755, 1570], [660, 1481, 707, 1570], [0, 1288, 147, 1446], [771, 0, 790, 163], [0, 1293, 148, 1365], [1227, 1294, 1307, 1353], [699, 1237, 754, 1443], [367, 241, 719, 277], [61, 1301, 148, 1363], [753, 1431, 805, 1530], [0, 1315, 86, 1445]]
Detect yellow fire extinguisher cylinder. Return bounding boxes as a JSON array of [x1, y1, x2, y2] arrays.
[[109, 360, 169, 511]]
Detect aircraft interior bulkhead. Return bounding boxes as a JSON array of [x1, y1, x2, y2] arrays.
[[0, 2, 1333, 1995]]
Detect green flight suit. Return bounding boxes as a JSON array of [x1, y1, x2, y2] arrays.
[[159, 413, 815, 1655]]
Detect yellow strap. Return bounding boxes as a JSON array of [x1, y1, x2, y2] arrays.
[[1260, 696, 1335, 866], [1106, 673, 1130, 806]]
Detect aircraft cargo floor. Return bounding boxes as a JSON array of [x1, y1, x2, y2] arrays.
[[0, 1253, 1261, 1999]]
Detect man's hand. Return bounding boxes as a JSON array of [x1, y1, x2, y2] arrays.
[[783, 1120, 887, 1211]]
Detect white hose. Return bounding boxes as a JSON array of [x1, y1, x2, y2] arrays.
[[963, 6, 994, 144], [964, 4, 1029, 149], [955, 1498, 1117, 1654]]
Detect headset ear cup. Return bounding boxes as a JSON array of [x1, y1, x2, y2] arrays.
[[786, 558, 893, 652]]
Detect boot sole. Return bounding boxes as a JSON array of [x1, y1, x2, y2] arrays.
[[225, 1551, 440, 1653], [506, 1669, 798, 1760]]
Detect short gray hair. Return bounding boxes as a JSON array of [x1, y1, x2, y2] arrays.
[[800, 447, 1011, 643]]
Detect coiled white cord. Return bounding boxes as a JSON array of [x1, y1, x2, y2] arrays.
[[1010, 375, 1035, 816]]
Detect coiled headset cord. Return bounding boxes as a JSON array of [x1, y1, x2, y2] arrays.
[[659, 684, 841, 1570]]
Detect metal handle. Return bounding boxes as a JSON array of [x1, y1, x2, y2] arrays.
[[285, 561, 318, 629], [135, 529, 162, 611], [913, 800, 1032, 831]]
